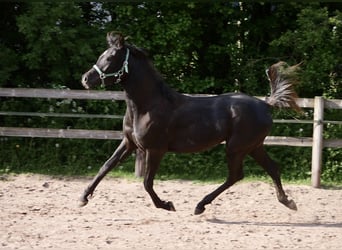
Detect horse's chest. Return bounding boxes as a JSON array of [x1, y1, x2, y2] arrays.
[[131, 113, 168, 148]]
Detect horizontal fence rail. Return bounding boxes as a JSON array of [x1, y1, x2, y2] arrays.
[[0, 111, 123, 120], [0, 127, 123, 140], [0, 88, 126, 100], [0, 128, 340, 148], [0, 88, 341, 187], [1, 87, 341, 108]]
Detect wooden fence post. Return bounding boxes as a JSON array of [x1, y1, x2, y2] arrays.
[[311, 96, 324, 188], [134, 149, 146, 178]]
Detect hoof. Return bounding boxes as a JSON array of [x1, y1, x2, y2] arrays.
[[166, 201, 176, 211], [79, 197, 89, 207], [285, 199, 297, 211], [194, 206, 205, 215]]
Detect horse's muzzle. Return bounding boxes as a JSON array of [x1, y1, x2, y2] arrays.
[[81, 74, 90, 89]]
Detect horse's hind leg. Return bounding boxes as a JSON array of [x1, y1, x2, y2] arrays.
[[249, 146, 297, 210], [79, 138, 134, 207], [194, 149, 246, 215]]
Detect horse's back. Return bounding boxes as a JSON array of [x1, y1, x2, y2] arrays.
[[166, 93, 272, 152]]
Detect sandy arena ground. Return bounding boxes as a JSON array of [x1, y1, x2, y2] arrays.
[[0, 174, 341, 249]]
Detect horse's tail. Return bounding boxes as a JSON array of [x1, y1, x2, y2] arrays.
[[265, 61, 301, 112]]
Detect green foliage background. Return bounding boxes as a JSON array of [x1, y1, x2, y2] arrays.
[[0, 2, 341, 183]]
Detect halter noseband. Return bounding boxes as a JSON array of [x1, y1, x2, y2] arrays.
[[93, 48, 130, 87]]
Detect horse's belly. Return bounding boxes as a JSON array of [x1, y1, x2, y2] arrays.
[[168, 130, 225, 153]]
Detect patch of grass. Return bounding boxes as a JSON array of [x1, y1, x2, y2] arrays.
[[1, 138, 340, 188]]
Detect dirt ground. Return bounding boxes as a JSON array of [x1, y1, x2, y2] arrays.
[[0, 174, 341, 249]]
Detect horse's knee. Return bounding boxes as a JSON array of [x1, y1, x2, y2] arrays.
[[236, 171, 244, 182], [227, 170, 244, 186]]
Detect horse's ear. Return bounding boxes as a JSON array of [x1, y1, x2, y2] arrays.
[[106, 31, 125, 49]]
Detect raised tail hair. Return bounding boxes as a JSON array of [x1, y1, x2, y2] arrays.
[[265, 61, 301, 112]]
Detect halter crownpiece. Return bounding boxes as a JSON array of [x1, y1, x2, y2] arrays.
[[93, 48, 130, 87]]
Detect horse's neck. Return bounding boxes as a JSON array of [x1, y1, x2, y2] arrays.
[[123, 66, 181, 113]]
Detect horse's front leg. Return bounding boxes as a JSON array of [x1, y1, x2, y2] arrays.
[[79, 138, 134, 206], [144, 149, 176, 212]]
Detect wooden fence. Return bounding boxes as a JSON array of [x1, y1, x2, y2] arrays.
[[0, 88, 341, 187]]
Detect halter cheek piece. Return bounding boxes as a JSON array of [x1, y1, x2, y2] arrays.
[[93, 48, 130, 87]]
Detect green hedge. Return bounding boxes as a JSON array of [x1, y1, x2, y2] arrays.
[[1, 136, 340, 183]]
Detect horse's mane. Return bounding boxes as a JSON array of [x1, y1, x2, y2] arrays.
[[126, 43, 178, 103], [126, 44, 149, 59]]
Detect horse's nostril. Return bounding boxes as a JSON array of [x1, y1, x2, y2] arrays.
[[81, 75, 90, 89], [82, 75, 88, 83]]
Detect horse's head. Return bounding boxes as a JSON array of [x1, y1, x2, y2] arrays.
[[82, 32, 130, 89]]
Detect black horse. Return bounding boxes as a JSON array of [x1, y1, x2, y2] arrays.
[[80, 32, 299, 215]]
